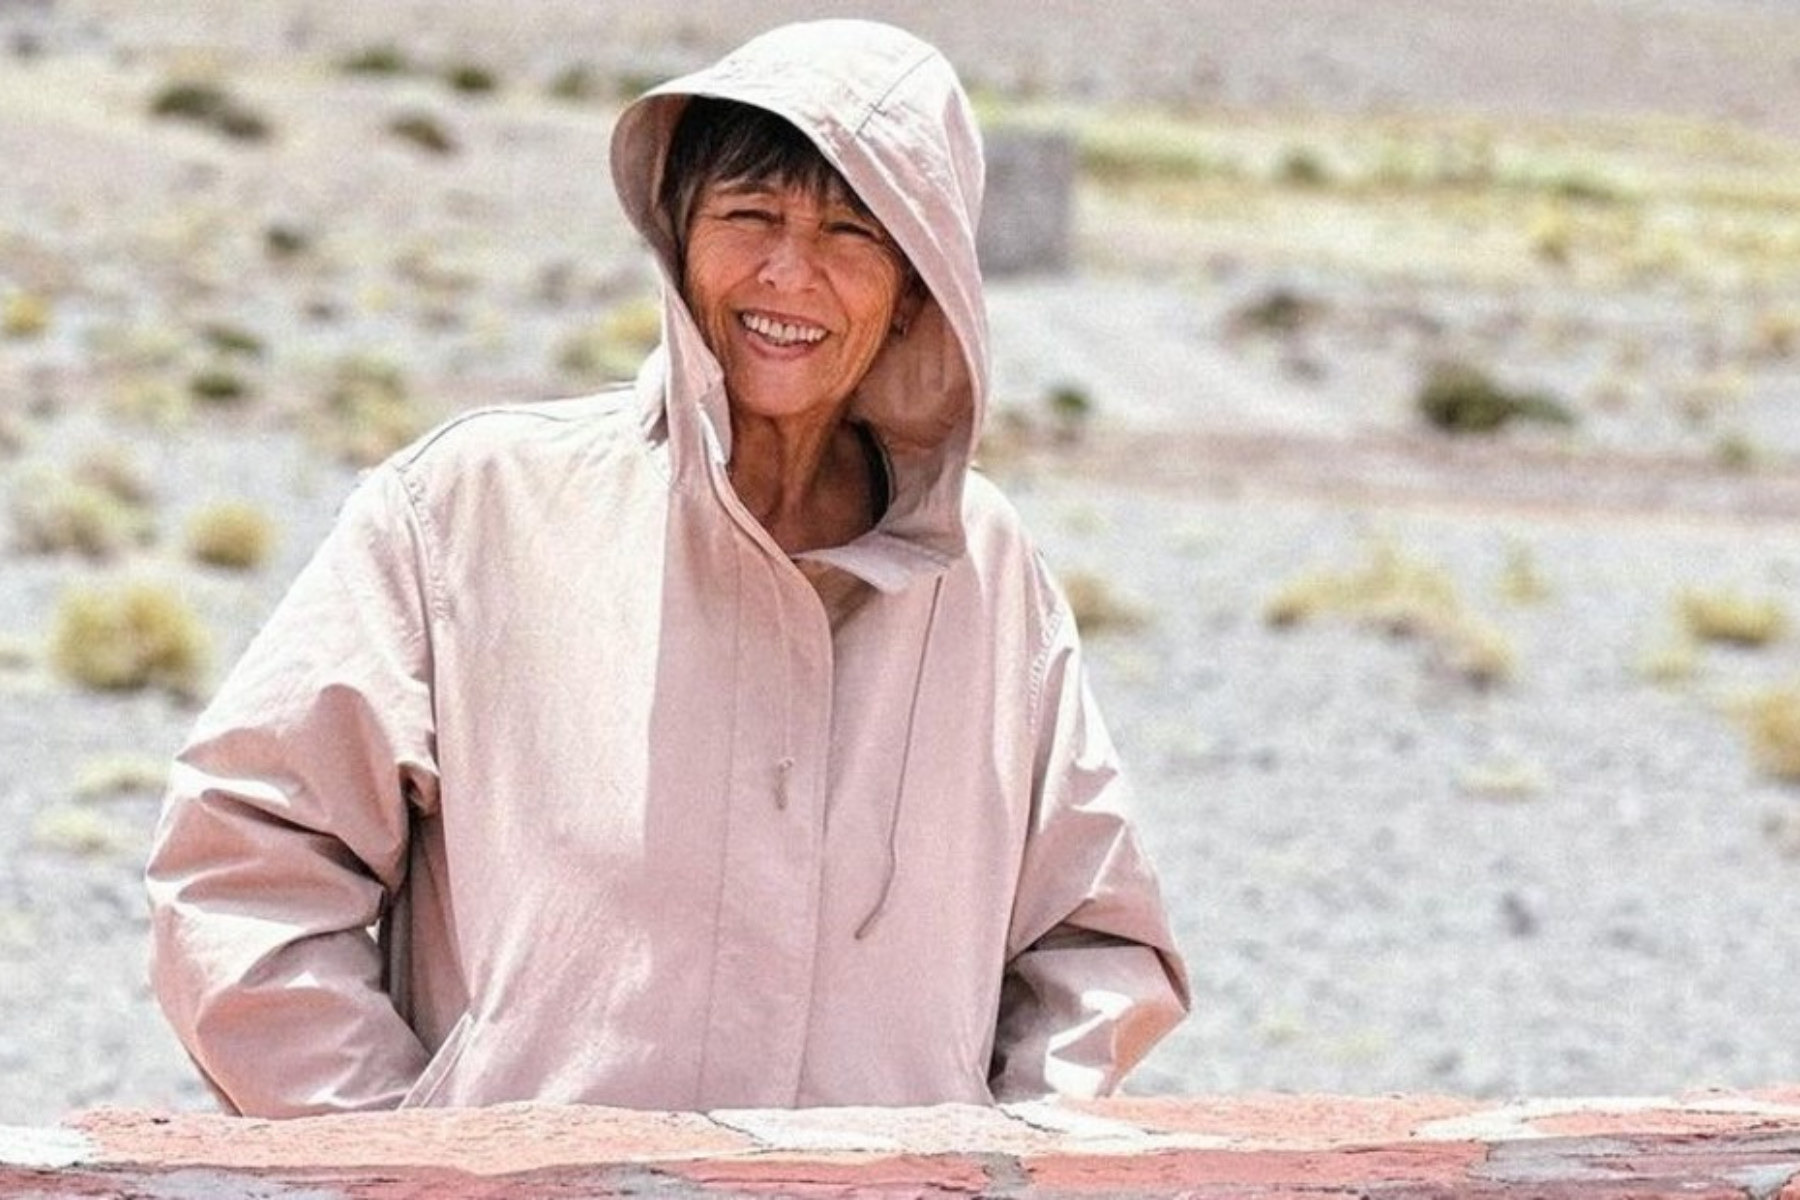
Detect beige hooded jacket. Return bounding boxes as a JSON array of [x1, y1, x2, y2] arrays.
[[146, 19, 1188, 1117]]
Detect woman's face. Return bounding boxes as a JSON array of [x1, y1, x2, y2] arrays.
[[682, 178, 912, 429]]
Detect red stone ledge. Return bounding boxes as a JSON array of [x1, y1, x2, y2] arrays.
[[4, 1089, 1800, 1197]]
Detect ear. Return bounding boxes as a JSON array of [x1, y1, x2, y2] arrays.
[[891, 273, 928, 338]]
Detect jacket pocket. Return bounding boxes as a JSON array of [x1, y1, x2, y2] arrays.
[[399, 1012, 475, 1109]]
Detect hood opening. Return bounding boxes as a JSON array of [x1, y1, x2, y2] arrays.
[[608, 20, 992, 572]]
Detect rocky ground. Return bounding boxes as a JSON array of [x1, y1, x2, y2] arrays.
[[4, 0, 1800, 1125]]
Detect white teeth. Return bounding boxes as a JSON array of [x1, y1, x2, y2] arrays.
[[740, 312, 826, 345]]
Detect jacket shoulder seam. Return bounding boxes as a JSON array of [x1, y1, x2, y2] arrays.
[[386, 461, 451, 627], [395, 392, 630, 471]]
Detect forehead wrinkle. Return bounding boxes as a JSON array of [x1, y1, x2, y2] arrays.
[[709, 172, 874, 217]]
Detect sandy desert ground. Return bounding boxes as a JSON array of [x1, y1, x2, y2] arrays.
[[4, 0, 1800, 1125]]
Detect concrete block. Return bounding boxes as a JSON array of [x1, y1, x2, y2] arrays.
[[979, 128, 1076, 277]]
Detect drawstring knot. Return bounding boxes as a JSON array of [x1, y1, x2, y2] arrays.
[[854, 577, 944, 941]]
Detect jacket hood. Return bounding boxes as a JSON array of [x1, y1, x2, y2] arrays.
[[610, 19, 989, 575]]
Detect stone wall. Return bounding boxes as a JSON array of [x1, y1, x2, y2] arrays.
[[8, 1090, 1800, 1196]]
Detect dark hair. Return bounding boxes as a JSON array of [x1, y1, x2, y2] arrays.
[[658, 97, 875, 251]]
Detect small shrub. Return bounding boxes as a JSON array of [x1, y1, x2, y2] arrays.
[[1416, 361, 1575, 435], [1078, 120, 1231, 185], [1458, 757, 1550, 801], [1229, 287, 1318, 337], [72, 445, 154, 506], [189, 365, 254, 405], [1714, 432, 1760, 473], [1060, 570, 1146, 635], [73, 753, 169, 800], [0, 633, 34, 672], [10, 466, 153, 559], [149, 80, 229, 121], [556, 296, 662, 382], [1635, 635, 1699, 686], [148, 80, 270, 143], [1528, 204, 1574, 266], [1275, 147, 1331, 188], [1678, 370, 1749, 426], [1679, 588, 1787, 648], [199, 322, 265, 359], [2, 291, 50, 338], [186, 500, 275, 570], [263, 222, 313, 260], [32, 806, 135, 857], [1546, 172, 1619, 204], [444, 62, 498, 94], [50, 579, 210, 698], [313, 354, 425, 465], [1265, 539, 1515, 686], [1045, 382, 1094, 443], [1743, 686, 1800, 782], [1497, 540, 1551, 605], [547, 63, 598, 102], [108, 375, 190, 427], [1751, 308, 1800, 360], [0, 411, 27, 456], [387, 110, 458, 156], [339, 44, 412, 76]]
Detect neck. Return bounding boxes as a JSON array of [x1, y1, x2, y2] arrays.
[[727, 409, 876, 555]]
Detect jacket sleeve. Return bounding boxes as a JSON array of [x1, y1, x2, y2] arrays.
[[990, 576, 1191, 1101], [145, 464, 439, 1117]]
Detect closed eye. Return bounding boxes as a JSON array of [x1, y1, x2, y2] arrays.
[[825, 218, 883, 241], [722, 207, 780, 225]]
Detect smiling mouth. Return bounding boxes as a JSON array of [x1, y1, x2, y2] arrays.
[[740, 311, 827, 347]]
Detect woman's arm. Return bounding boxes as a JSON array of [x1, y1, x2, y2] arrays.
[[990, 576, 1191, 1100], [146, 465, 440, 1116]]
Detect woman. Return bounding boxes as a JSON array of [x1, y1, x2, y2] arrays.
[[147, 19, 1188, 1116]]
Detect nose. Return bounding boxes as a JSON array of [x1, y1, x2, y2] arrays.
[[756, 228, 821, 291]]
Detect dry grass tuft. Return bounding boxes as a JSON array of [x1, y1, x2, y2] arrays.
[[1416, 361, 1575, 435], [3, 291, 50, 339], [32, 806, 136, 857], [1497, 540, 1552, 605], [1741, 686, 1800, 782], [556, 296, 663, 383], [186, 500, 276, 570], [1060, 570, 1148, 635], [1458, 757, 1551, 801], [148, 79, 270, 142], [1635, 635, 1701, 686], [1679, 588, 1787, 648], [339, 44, 412, 76], [10, 464, 154, 559], [444, 62, 499, 95], [1228, 287, 1321, 337], [1266, 538, 1517, 685], [50, 579, 210, 699], [387, 110, 458, 156], [72, 753, 169, 800], [309, 355, 427, 465], [72, 445, 153, 506]]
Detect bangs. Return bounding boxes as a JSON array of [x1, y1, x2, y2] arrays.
[[660, 97, 870, 246]]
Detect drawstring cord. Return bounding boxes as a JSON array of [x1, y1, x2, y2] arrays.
[[774, 755, 795, 810], [854, 575, 944, 940]]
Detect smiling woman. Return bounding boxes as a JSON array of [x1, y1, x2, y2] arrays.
[[668, 100, 923, 552], [145, 20, 1188, 1118]]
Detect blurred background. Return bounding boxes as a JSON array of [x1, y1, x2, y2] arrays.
[[4, 0, 1800, 1124]]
